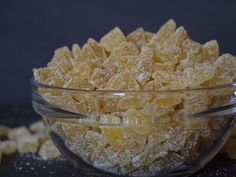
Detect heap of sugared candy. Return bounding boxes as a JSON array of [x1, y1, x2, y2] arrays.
[[33, 19, 236, 176]]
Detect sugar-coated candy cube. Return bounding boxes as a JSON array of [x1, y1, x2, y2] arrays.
[[0, 140, 17, 155], [7, 126, 30, 140], [39, 140, 61, 160], [17, 135, 39, 153], [100, 27, 126, 52], [29, 120, 45, 133]]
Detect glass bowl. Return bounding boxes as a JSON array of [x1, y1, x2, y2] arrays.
[[32, 78, 236, 177]]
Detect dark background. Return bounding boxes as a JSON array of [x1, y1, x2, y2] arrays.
[[1, 0, 236, 105]]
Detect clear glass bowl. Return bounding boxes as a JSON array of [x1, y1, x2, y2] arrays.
[[32, 78, 236, 177]]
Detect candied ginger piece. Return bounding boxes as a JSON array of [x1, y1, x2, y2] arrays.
[[29, 120, 45, 134], [145, 31, 155, 43], [0, 140, 16, 155], [151, 19, 176, 43], [51, 47, 73, 73], [99, 114, 121, 125], [143, 102, 175, 119], [73, 95, 100, 115], [202, 40, 219, 63], [7, 126, 30, 140], [117, 95, 152, 110], [154, 27, 188, 64], [213, 54, 236, 78], [0, 125, 10, 138], [71, 44, 84, 65], [143, 80, 163, 90], [39, 140, 61, 160], [89, 68, 111, 88], [105, 71, 140, 90], [132, 143, 168, 168], [64, 77, 95, 90], [91, 149, 115, 169], [17, 135, 39, 153], [109, 42, 139, 58], [101, 127, 124, 150], [127, 27, 147, 48], [33, 67, 56, 86], [202, 75, 233, 87], [152, 93, 182, 106], [181, 62, 215, 87], [87, 38, 107, 61], [100, 27, 127, 52], [152, 70, 175, 84], [104, 147, 131, 166], [101, 99, 118, 113]]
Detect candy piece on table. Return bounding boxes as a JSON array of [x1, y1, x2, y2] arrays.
[[100, 27, 127, 52], [0, 125, 10, 139], [7, 126, 30, 140], [34, 132, 49, 145], [29, 120, 45, 133], [39, 140, 61, 160], [105, 71, 140, 90], [17, 135, 39, 153], [0, 140, 17, 155]]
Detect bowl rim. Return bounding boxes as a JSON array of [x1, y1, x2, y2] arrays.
[[31, 77, 236, 93]]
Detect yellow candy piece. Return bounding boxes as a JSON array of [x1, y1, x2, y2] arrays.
[[100, 27, 126, 52]]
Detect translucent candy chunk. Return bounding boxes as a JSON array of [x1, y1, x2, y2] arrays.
[[39, 140, 61, 160], [153, 27, 188, 64], [0, 140, 17, 155], [100, 127, 124, 150], [202, 40, 219, 63], [29, 120, 45, 133], [90, 149, 116, 169], [132, 143, 168, 168], [100, 27, 127, 52], [143, 80, 163, 90], [0, 125, 10, 138], [117, 95, 152, 110], [7, 127, 30, 140], [87, 38, 107, 61], [201, 75, 233, 87], [152, 70, 175, 84], [71, 44, 84, 65], [99, 114, 121, 125], [73, 95, 100, 115], [101, 99, 118, 113], [151, 19, 176, 43], [213, 54, 236, 78], [64, 77, 95, 90], [143, 102, 175, 119], [89, 68, 111, 88], [51, 47, 73, 73], [105, 71, 140, 90], [127, 27, 147, 48], [17, 134, 39, 153], [181, 62, 215, 87], [152, 93, 182, 106], [71, 62, 92, 80], [109, 42, 139, 58]]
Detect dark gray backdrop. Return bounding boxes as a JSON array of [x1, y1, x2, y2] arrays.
[[1, 0, 236, 105]]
